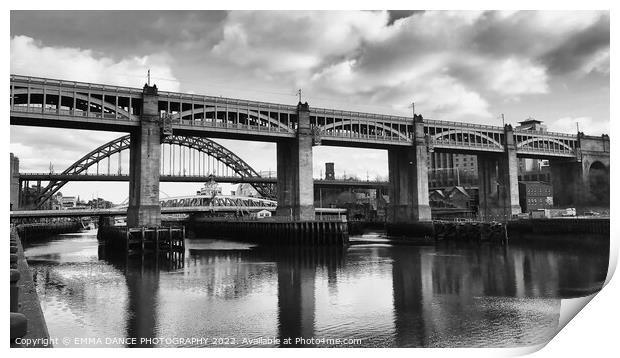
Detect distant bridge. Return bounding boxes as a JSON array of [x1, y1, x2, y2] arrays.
[[19, 172, 387, 186], [18, 130, 388, 209], [24, 133, 276, 208]]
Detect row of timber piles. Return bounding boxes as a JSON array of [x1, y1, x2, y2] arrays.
[[434, 221, 508, 243], [10, 227, 50, 347], [98, 225, 186, 255], [507, 218, 609, 235], [192, 219, 349, 246]]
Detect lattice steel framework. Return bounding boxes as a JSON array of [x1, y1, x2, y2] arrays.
[[159, 195, 276, 209], [34, 134, 274, 208]]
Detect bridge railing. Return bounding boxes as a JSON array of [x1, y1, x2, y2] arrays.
[[158, 90, 298, 113], [429, 137, 504, 150], [311, 107, 411, 123], [172, 119, 293, 133], [516, 146, 575, 156], [513, 128, 578, 139], [318, 128, 411, 142], [425, 119, 504, 132], [10, 74, 144, 95], [10, 106, 131, 121]]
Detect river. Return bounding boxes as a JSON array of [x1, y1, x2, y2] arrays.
[[23, 229, 608, 348]]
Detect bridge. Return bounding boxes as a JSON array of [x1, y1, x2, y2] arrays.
[[10, 74, 610, 226], [18, 172, 386, 187], [11, 75, 584, 155], [14, 132, 388, 209]]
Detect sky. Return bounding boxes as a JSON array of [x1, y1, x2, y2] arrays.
[[9, 10, 610, 204]]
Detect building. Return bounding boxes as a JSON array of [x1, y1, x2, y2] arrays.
[[236, 183, 259, 197], [518, 181, 553, 212], [60, 196, 78, 209], [516, 118, 552, 183], [428, 152, 478, 188], [429, 189, 447, 208], [444, 186, 472, 209], [198, 180, 222, 197], [325, 162, 335, 180], [249, 209, 272, 219]]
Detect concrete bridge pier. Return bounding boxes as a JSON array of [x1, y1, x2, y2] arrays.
[[386, 115, 432, 236], [477, 125, 521, 220], [10, 153, 19, 210], [549, 160, 583, 207], [276, 102, 315, 221], [127, 84, 162, 227], [550, 133, 610, 207]]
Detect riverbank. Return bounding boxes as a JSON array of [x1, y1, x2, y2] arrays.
[[16, 221, 82, 242]]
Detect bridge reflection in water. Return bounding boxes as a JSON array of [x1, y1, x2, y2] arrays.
[[24, 231, 608, 348]]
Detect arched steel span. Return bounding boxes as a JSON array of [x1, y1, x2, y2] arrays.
[[34, 134, 274, 208]]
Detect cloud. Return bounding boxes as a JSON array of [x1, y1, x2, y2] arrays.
[[10, 127, 123, 172], [11, 35, 180, 90], [483, 58, 549, 96], [387, 10, 423, 26], [11, 11, 228, 59], [541, 12, 610, 75], [208, 11, 607, 122], [10, 35, 184, 177], [547, 116, 609, 136], [212, 11, 388, 76]]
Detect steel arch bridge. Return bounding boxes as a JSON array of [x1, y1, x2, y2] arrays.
[[34, 134, 274, 208]]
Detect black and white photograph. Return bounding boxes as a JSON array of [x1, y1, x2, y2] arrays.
[[6, 4, 616, 354]]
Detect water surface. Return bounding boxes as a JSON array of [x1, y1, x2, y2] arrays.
[[24, 230, 608, 348]]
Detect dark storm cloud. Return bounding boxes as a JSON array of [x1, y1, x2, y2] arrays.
[[470, 11, 553, 58], [10, 10, 228, 58], [469, 11, 610, 74], [387, 10, 423, 25], [541, 13, 610, 74]]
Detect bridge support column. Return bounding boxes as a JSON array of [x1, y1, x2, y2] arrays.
[[387, 115, 431, 224], [549, 160, 583, 206], [477, 154, 499, 219], [127, 84, 161, 227], [477, 125, 521, 220], [550, 133, 610, 207], [10, 153, 19, 210], [499, 126, 521, 216], [276, 102, 315, 221]]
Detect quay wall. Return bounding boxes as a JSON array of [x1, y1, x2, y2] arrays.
[[10, 228, 51, 347], [508, 218, 609, 235], [16, 221, 82, 242], [190, 218, 349, 246]]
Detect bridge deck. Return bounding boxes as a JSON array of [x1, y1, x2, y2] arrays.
[[11, 74, 580, 157]]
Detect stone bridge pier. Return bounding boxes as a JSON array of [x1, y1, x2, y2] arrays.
[[127, 84, 162, 227], [550, 133, 610, 207], [275, 102, 315, 220], [387, 115, 432, 223], [477, 125, 521, 220], [386, 115, 432, 235]]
